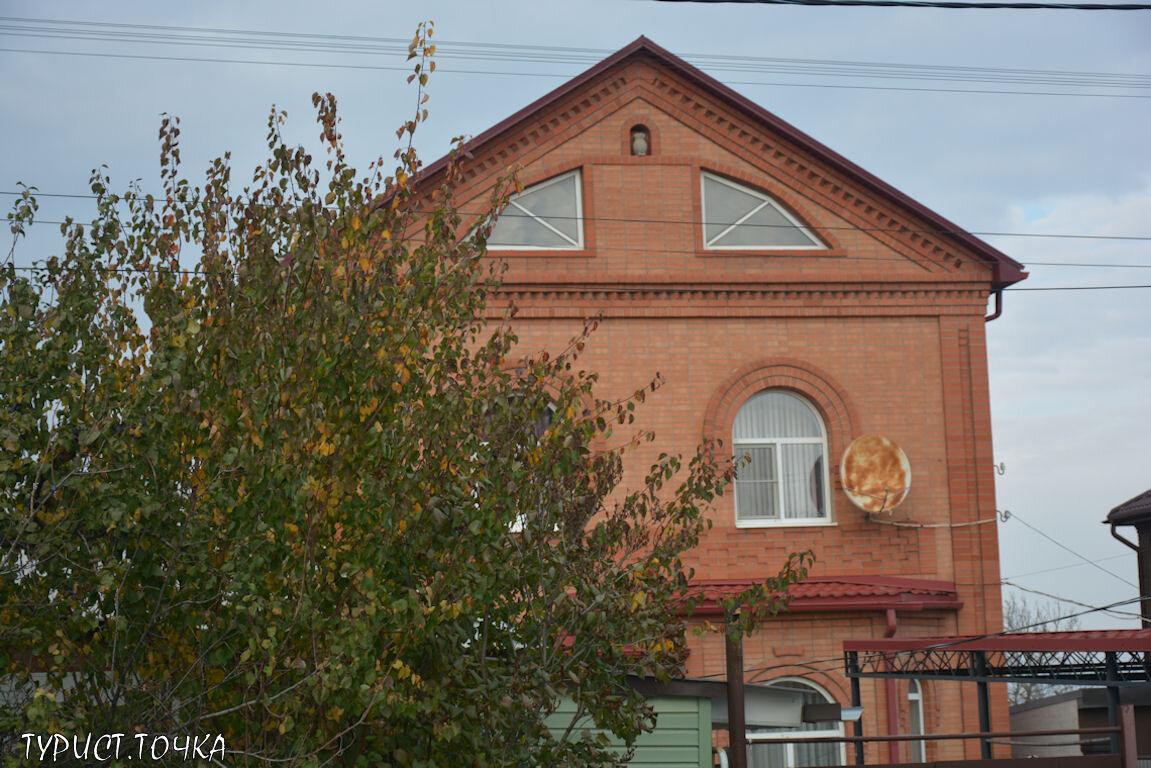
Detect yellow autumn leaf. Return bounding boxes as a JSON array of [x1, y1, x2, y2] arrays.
[[359, 396, 379, 419]]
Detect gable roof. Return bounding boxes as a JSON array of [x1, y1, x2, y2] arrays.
[[420, 36, 1027, 290]]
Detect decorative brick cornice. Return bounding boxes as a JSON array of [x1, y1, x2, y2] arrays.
[[408, 36, 1025, 288], [453, 74, 630, 190], [490, 283, 989, 318], [497, 282, 988, 297], [643, 69, 968, 278]]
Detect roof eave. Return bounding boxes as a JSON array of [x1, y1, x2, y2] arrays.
[[1106, 488, 1151, 526], [414, 35, 1028, 289]]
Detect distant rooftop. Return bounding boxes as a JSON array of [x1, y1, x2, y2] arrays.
[[1107, 488, 1151, 527]]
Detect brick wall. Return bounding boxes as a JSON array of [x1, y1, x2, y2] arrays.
[[431, 47, 1010, 760]]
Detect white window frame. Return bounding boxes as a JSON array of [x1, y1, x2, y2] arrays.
[[746, 678, 846, 768], [489, 170, 584, 251], [732, 390, 833, 528], [701, 172, 824, 251], [508, 401, 556, 533], [908, 680, 926, 763]]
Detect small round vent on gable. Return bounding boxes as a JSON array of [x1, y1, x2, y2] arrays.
[[840, 434, 911, 514]]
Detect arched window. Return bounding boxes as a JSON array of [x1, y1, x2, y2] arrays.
[[482, 395, 556, 533], [908, 680, 926, 762], [733, 390, 831, 526], [488, 170, 583, 249], [701, 172, 824, 250], [747, 679, 844, 768]]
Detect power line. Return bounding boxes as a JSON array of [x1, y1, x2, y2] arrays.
[[3, 17, 1148, 88], [1007, 283, 1151, 290], [1001, 580, 1143, 620], [693, 594, 1151, 682], [4, 47, 1144, 100], [1000, 552, 1130, 580], [1001, 510, 1138, 588], [654, 0, 1151, 9], [1, 17, 1148, 98], [10, 214, 1151, 286], [6, 192, 1151, 244], [6, 260, 1151, 293], [1026, 261, 1151, 268]]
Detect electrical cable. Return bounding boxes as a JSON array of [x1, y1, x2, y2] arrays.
[[699, 594, 1151, 682], [1006, 283, 1151, 291], [1026, 261, 1151, 268], [5, 193, 1150, 244], [1000, 552, 1129, 581], [1, 17, 1149, 99], [10, 204, 1151, 289], [3, 47, 1145, 100], [2, 17, 1148, 90], [867, 514, 997, 528], [6, 260, 1151, 292], [1001, 580, 1143, 620], [654, 0, 1151, 9], [1001, 510, 1138, 588]]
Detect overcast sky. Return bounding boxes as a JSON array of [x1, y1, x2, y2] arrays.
[[2, 1, 1148, 631]]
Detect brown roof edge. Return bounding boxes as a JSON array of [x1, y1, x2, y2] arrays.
[[416, 35, 1027, 290], [844, 628, 1151, 653], [1107, 487, 1151, 526]]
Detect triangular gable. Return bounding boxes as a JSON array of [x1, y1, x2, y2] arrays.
[[417, 36, 1026, 290]]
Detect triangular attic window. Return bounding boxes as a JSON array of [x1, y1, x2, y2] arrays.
[[489, 171, 583, 250], [702, 173, 823, 250]]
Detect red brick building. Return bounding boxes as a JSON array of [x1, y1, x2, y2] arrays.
[[427, 37, 1027, 764]]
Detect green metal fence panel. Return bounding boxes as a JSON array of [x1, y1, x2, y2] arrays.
[[546, 696, 712, 768]]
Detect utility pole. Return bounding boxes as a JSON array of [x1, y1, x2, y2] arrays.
[[725, 613, 747, 768]]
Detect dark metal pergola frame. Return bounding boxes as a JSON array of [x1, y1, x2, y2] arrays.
[[842, 631, 1151, 762]]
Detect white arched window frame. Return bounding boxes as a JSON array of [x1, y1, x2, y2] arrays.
[[700, 172, 825, 250], [908, 680, 926, 762], [488, 170, 584, 250], [746, 678, 846, 768], [505, 399, 556, 534], [732, 390, 833, 527]]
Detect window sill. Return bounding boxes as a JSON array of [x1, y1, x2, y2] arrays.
[[734, 518, 837, 529], [696, 247, 848, 259], [488, 248, 596, 259]]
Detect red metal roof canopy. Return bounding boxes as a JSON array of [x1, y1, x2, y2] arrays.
[[845, 629, 1151, 653], [843, 629, 1151, 688], [687, 575, 962, 616]]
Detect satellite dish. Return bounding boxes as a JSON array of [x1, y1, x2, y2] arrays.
[[840, 434, 911, 514]]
